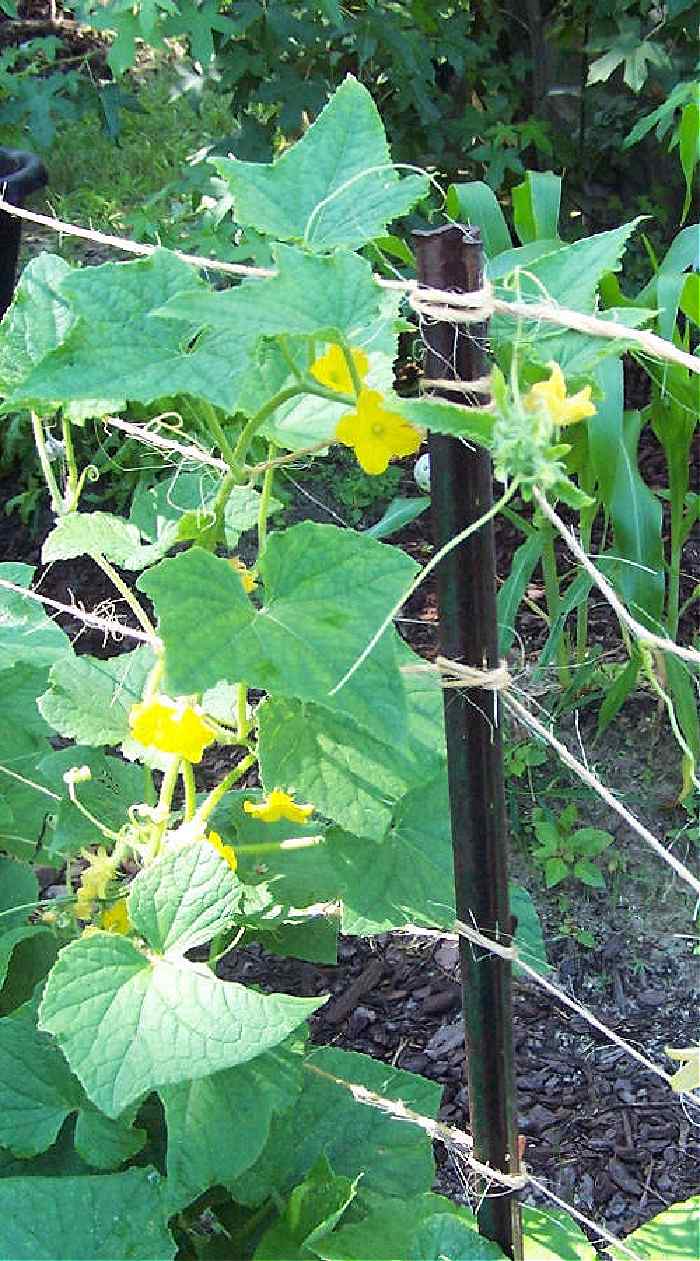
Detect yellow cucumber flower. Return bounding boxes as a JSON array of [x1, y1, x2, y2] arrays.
[[100, 899, 131, 935], [203, 830, 238, 872], [335, 389, 421, 475], [524, 362, 596, 427], [129, 696, 215, 764], [75, 847, 118, 921], [228, 556, 257, 594], [310, 343, 368, 394], [665, 1045, 700, 1093], [243, 789, 315, 824]]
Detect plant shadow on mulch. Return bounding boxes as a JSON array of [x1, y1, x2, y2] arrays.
[[0, 353, 698, 1250]]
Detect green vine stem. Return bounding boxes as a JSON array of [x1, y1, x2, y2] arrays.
[[210, 379, 351, 542], [231, 379, 353, 470], [540, 516, 571, 687], [230, 385, 305, 471], [236, 682, 250, 743], [340, 341, 363, 396], [257, 441, 277, 553], [61, 413, 80, 512], [151, 756, 182, 857], [31, 411, 63, 515], [181, 761, 196, 822], [192, 753, 257, 830]]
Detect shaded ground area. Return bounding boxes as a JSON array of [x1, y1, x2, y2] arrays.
[[217, 920, 698, 1245]]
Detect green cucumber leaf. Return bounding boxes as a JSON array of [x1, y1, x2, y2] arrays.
[[610, 1196, 700, 1260], [0, 254, 75, 404], [161, 1035, 306, 1213], [522, 1205, 596, 1259], [314, 1189, 503, 1261], [127, 841, 244, 956], [157, 245, 383, 345], [258, 696, 435, 841], [39, 932, 323, 1117], [73, 1103, 147, 1171], [37, 747, 145, 863], [0, 663, 55, 741], [395, 395, 495, 445], [231, 1045, 441, 1206], [212, 77, 428, 251], [255, 1155, 358, 1259], [130, 472, 282, 552], [0, 563, 71, 671], [42, 511, 174, 571], [38, 647, 153, 746], [138, 525, 423, 741], [0, 719, 57, 862], [0, 1167, 175, 1259], [0, 1018, 81, 1157], [4, 250, 260, 415], [0, 856, 39, 929]]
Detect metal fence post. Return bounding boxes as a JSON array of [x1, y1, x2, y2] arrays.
[[413, 223, 522, 1258]]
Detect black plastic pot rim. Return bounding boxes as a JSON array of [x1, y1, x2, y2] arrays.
[[0, 146, 48, 206]]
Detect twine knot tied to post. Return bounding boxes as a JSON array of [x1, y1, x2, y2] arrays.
[[408, 279, 496, 325], [435, 654, 511, 693]]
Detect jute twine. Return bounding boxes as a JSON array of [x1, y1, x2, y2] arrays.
[[410, 654, 512, 693], [409, 282, 496, 324]]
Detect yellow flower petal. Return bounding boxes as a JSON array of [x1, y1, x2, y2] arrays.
[[310, 344, 369, 394], [129, 696, 215, 764], [77, 847, 117, 903], [665, 1045, 700, 1093], [100, 899, 131, 935], [525, 362, 596, 427], [243, 788, 315, 824], [335, 389, 421, 475], [204, 830, 238, 872], [228, 556, 257, 594]]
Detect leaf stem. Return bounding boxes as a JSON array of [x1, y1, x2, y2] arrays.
[[235, 834, 324, 856], [231, 385, 304, 469], [151, 756, 181, 856], [31, 411, 63, 515], [93, 552, 157, 639], [66, 782, 121, 842], [198, 400, 240, 472]]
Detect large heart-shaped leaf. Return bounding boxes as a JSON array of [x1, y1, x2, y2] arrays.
[[39, 932, 322, 1116], [212, 77, 428, 251]]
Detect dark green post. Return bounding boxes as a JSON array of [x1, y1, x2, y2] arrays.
[[413, 225, 522, 1258]]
